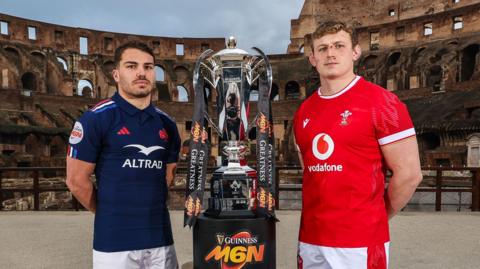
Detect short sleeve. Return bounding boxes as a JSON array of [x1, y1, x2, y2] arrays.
[[67, 111, 101, 163], [373, 90, 415, 146], [164, 117, 181, 164], [292, 107, 304, 153]]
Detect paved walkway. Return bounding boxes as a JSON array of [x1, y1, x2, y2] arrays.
[[0, 211, 479, 269]]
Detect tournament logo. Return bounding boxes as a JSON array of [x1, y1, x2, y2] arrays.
[[159, 128, 169, 140], [257, 113, 268, 134], [257, 187, 267, 209], [312, 133, 334, 160], [185, 195, 195, 217], [205, 231, 265, 269], [192, 122, 202, 143], [69, 122, 84, 144]]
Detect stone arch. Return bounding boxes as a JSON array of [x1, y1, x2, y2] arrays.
[[21, 72, 37, 91], [24, 134, 43, 156], [419, 133, 441, 151], [467, 133, 480, 167], [155, 65, 165, 82], [285, 81, 300, 100], [271, 83, 279, 101], [176, 85, 189, 102], [3, 46, 21, 68], [386, 52, 401, 67], [56, 56, 68, 71], [31, 51, 45, 61], [174, 66, 189, 85], [427, 65, 442, 92], [362, 55, 377, 69], [460, 44, 479, 82], [77, 79, 94, 97], [299, 44, 304, 54], [49, 136, 66, 157]]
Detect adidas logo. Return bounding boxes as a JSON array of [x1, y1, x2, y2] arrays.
[[117, 127, 131, 135]]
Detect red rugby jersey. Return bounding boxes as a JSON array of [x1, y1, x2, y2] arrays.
[[293, 76, 415, 247]]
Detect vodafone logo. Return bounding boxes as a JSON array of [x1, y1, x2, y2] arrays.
[[312, 133, 334, 160]]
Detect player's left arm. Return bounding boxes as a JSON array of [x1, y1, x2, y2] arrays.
[[381, 136, 423, 219], [166, 163, 177, 188]]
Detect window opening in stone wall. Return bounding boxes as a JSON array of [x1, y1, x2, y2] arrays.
[[155, 65, 165, 81], [104, 37, 113, 51], [453, 0, 460, 3], [271, 83, 279, 101], [389, 9, 395, 16], [78, 79, 93, 97], [176, 44, 184, 56], [395, 26, 405, 41], [152, 40, 160, 48], [54, 30, 64, 43], [370, 32, 380, 50], [0, 21, 8, 35], [409, 75, 420, 89], [56, 57, 68, 71], [299, 45, 304, 54], [461, 44, 479, 81], [201, 43, 209, 52], [428, 65, 442, 92], [28, 26, 37, 40], [453, 16, 463, 30], [21, 72, 37, 91], [177, 85, 188, 102], [80, 37, 88, 55], [285, 81, 300, 99], [186, 121, 192, 131], [249, 89, 259, 101], [424, 23, 433, 36]]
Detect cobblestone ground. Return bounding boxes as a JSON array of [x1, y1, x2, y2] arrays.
[[0, 211, 479, 269]]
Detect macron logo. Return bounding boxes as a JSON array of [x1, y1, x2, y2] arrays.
[[123, 144, 165, 156], [303, 118, 310, 128]]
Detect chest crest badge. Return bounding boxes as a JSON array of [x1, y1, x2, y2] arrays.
[[340, 110, 352, 126]]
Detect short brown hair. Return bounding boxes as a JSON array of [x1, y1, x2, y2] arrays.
[[310, 21, 358, 50], [114, 41, 155, 67]]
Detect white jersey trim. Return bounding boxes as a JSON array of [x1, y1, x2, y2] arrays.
[[378, 128, 416, 145], [318, 76, 361, 99], [91, 100, 115, 111]]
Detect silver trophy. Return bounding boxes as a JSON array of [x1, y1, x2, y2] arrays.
[[185, 37, 275, 225]]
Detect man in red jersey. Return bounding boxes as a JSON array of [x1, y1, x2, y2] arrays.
[[293, 21, 423, 269]]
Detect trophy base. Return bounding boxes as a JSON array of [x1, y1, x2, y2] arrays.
[[206, 165, 257, 218]]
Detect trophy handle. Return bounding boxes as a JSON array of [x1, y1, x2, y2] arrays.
[[251, 47, 273, 96], [193, 49, 214, 92]]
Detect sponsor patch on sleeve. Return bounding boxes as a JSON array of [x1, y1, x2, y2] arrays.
[[69, 121, 84, 144]]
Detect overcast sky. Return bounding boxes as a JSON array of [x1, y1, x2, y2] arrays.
[[1, 0, 304, 54]]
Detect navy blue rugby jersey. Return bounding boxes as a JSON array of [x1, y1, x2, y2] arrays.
[[67, 92, 181, 252]]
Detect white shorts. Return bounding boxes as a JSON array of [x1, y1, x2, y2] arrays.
[[93, 245, 178, 269], [298, 241, 389, 269]]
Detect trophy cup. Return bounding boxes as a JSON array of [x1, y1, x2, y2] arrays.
[[184, 36, 276, 225]]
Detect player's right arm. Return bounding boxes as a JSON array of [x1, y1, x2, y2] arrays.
[[66, 157, 96, 213], [65, 110, 102, 214], [294, 134, 304, 170]]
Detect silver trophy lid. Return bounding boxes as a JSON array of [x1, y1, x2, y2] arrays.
[[214, 36, 249, 58]]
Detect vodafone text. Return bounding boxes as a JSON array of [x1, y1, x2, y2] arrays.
[[307, 163, 343, 172]]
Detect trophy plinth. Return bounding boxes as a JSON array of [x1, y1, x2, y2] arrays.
[[205, 141, 256, 218]]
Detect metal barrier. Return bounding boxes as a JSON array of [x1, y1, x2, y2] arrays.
[[1, 166, 479, 211]]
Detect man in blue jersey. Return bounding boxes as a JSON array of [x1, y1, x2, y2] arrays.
[[66, 41, 181, 269]]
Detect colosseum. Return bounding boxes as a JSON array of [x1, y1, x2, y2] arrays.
[[1, 0, 480, 171]]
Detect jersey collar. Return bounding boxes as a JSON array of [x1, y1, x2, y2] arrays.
[[112, 92, 158, 119], [317, 76, 361, 99]]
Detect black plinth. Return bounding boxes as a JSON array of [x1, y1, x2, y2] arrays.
[[193, 214, 276, 269]]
